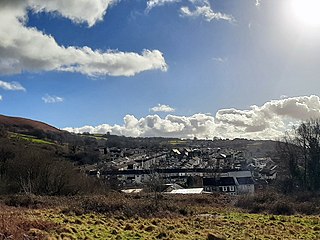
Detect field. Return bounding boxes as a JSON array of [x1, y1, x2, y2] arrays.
[[9, 132, 55, 145], [1, 194, 320, 240]]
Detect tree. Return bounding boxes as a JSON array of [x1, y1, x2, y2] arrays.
[[0, 126, 8, 138], [279, 119, 320, 192]]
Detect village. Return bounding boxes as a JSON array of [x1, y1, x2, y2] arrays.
[[87, 141, 278, 196]]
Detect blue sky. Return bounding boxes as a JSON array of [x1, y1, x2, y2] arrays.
[[1, 0, 320, 139]]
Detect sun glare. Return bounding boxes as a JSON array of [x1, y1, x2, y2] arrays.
[[291, 0, 320, 27]]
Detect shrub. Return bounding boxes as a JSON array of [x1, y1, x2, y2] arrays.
[[4, 194, 43, 208], [0, 206, 57, 239], [295, 202, 319, 215], [270, 201, 294, 215]]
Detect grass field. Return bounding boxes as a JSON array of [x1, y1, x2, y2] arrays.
[[9, 132, 55, 145], [1, 194, 320, 240], [36, 209, 320, 239], [168, 140, 187, 145]]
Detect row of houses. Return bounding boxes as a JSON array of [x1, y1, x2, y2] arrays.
[[119, 171, 254, 196], [89, 146, 276, 196], [102, 169, 255, 195]]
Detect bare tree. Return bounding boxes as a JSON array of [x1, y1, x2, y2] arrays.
[[279, 119, 320, 192]]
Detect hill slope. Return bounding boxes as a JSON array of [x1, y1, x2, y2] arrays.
[[0, 114, 61, 133]]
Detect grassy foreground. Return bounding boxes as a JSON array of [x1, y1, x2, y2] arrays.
[[1, 194, 320, 240]]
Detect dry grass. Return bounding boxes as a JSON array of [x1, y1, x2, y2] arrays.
[[60, 192, 233, 218], [37, 208, 320, 239], [0, 204, 58, 239], [236, 191, 320, 215], [1, 193, 320, 239]]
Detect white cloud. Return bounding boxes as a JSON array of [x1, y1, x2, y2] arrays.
[[255, 0, 261, 7], [146, 0, 181, 12], [42, 94, 64, 104], [64, 113, 216, 139], [64, 95, 320, 140], [0, 80, 26, 91], [146, 0, 234, 23], [214, 95, 320, 139], [28, 0, 115, 27], [150, 104, 175, 113], [180, 0, 234, 22], [0, 0, 167, 77], [212, 57, 227, 63], [0, 95, 2, 101]]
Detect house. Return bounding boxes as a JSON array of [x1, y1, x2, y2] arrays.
[[236, 176, 255, 195], [259, 167, 277, 180], [203, 177, 237, 195], [251, 157, 277, 181], [203, 171, 255, 195]]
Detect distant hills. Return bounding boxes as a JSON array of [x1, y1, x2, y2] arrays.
[[0, 114, 278, 158], [0, 114, 62, 133]]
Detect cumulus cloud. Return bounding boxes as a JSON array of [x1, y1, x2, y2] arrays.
[[216, 95, 320, 125], [215, 95, 320, 138], [180, 0, 234, 22], [0, 80, 26, 91], [65, 113, 215, 139], [64, 95, 320, 140], [150, 104, 175, 113], [146, 0, 181, 12], [0, 0, 167, 77], [28, 0, 115, 27], [42, 94, 64, 104]]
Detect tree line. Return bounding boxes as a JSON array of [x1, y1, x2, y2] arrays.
[[279, 119, 320, 193], [0, 130, 102, 195]]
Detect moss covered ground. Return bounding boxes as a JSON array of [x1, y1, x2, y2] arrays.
[[37, 210, 320, 239]]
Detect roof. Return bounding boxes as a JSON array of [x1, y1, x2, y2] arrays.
[[203, 177, 235, 186], [172, 149, 181, 155], [121, 188, 143, 194], [163, 183, 184, 192], [167, 188, 204, 194], [236, 177, 255, 185]]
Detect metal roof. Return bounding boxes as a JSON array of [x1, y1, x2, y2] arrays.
[[167, 188, 204, 194]]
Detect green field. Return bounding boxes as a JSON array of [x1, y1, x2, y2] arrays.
[[9, 132, 55, 145], [168, 140, 187, 145]]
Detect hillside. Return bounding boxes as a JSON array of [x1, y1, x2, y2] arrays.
[[0, 114, 61, 133]]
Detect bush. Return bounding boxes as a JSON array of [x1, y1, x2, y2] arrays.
[[236, 191, 279, 211], [4, 194, 42, 208], [270, 201, 294, 215], [236, 190, 320, 215], [295, 202, 319, 215]]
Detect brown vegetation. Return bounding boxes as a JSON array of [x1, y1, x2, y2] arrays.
[[0, 114, 61, 133], [236, 191, 320, 215], [60, 193, 233, 218], [0, 115, 62, 133], [0, 204, 58, 239], [0, 136, 103, 195]]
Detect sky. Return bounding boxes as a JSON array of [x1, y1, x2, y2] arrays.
[[1, 0, 320, 140]]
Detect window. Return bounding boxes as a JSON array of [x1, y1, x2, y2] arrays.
[[222, 186, 228, 192], [229, 186, 235, 191]]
